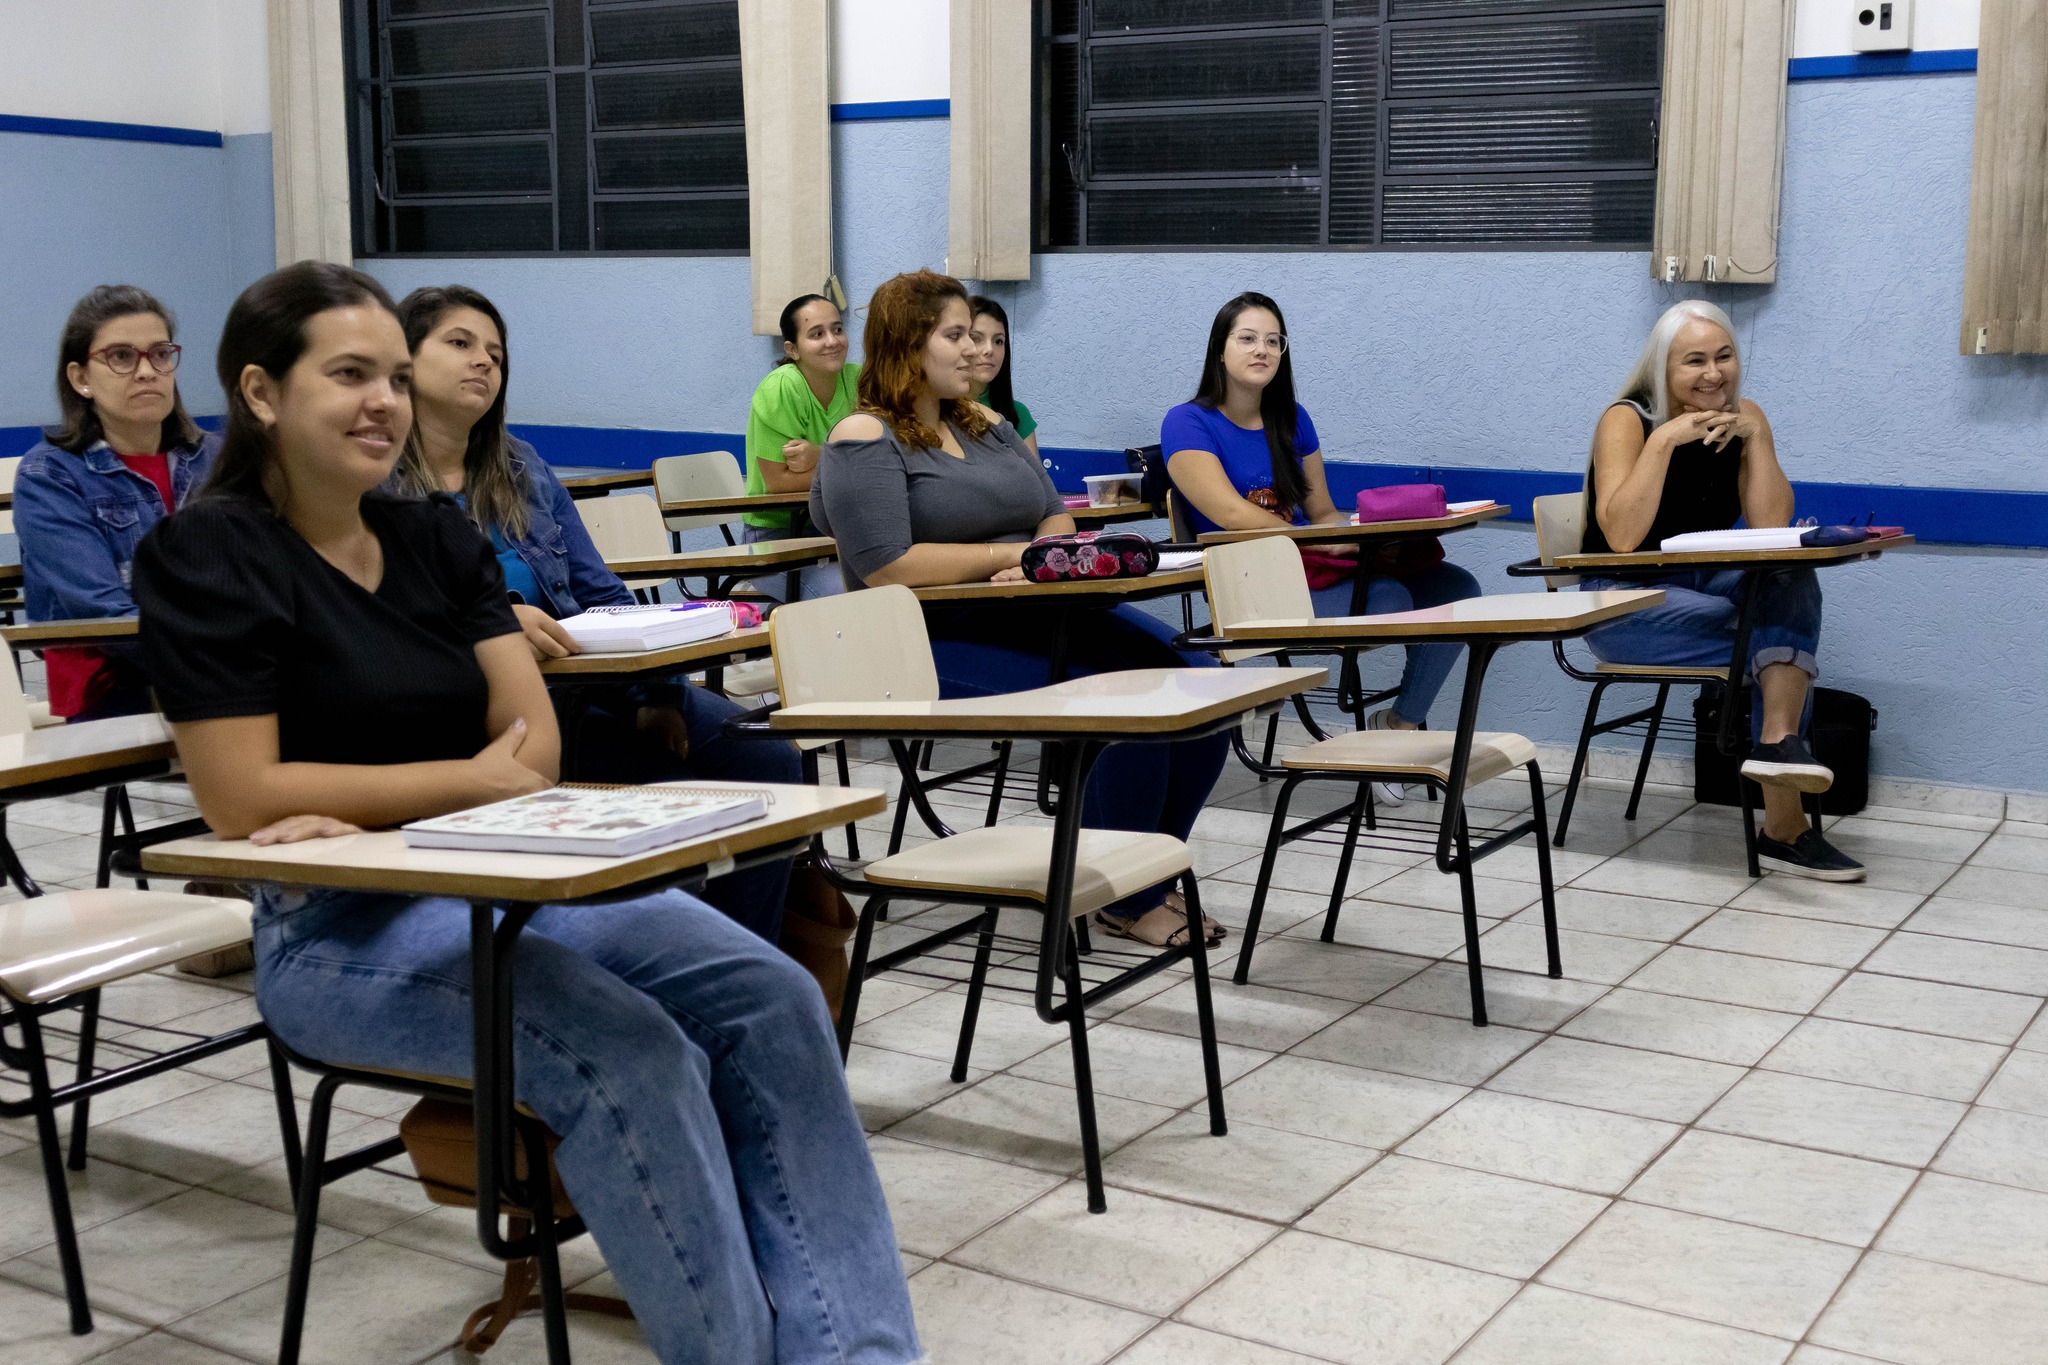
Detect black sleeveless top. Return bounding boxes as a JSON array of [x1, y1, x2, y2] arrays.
[[1581, 404, 1743, 555]]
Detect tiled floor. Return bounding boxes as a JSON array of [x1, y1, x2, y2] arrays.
[[6, 751, 2048, 1365]]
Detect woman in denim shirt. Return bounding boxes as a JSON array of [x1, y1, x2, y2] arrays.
[[15, 285, 219, 718], [386, 285, 802, 938]]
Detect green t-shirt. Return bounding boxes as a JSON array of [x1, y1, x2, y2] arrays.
[[975, 389, 1037, 440], [744, 361, 862, 529]]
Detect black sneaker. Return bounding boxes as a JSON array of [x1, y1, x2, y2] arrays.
[[1757, 828, 1866, 882], [1742, 737, 1835, 793]]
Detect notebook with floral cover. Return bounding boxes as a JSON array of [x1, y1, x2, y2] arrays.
[[401, 783, 771, 856]]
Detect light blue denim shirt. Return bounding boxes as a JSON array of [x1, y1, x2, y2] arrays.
[[497, 438, 636, 618]]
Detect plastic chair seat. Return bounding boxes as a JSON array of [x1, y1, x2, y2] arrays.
[[1281, 729, 1537, 786], [1592, 661, 1731, 680], [862, 827, 1191, 918], [0, 890, 253, 1005]]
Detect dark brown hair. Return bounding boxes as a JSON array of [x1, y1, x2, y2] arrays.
[[1191, 291, 1306, 515], [775, 293, 835, 368], [203, 261, 402, 505], [44, 285, 201, 454], [855, 270, 992, 451], [968, 295, 1019, 429], [387, 285, 527, 538]]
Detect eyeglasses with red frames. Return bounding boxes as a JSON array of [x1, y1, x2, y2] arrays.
[[88, 342, 182, 376]]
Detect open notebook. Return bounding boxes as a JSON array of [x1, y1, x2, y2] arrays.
[[402, 783, 770, 856]]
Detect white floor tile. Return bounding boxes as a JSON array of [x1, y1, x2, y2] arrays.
[[1291, 1004, 1541, 1086], [1907, 898, 2048, 953], [866, 1135, 1063, 1259], [1102, 1113, 1376, 1223], [1862, 933, 2048, 997], [845, 1043, 989, 1130], [1114, 978, 1358, 1054], [1760, 1017, 2006, 1102], [1931, 1107, 2048, 1194], [1623, 946, 1846, 1013], [1521, 887, 1718, 943], [1111, 1322, 1326, 1365], [1559, 988, 1801, 1066], [1726, 877, 1928, 930], [1451, 1283, 1795, 1365], [886, 1075, 1174, 1177], [1009, 1023, 1269, 1110], [1486, 1036, 1745, 1123], [909, 1262, 1151, 1365], [1457, 920, 1669, 986], [1681, 908, 1887, 968], [1299, 1155, 1606, 1278], [1700, 1071, 1966, 1166], [1368, 963, 1605, 1032], [1221, 1056, 1465, 1149], [852, 994, 1061, 1071], [0, 1149, 185, 1263], [1625, 1130, 1916, 1246], [0, 1276, 149, 1362], [1812, 1251, 2048, 1365], [1817, 972, 2043, 1045], [1878, 1172, 2048, 1285], [1979, 1049, 2048, 1117], [1399, 1091, 1679, 1196]]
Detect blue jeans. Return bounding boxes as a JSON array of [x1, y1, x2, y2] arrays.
[[926, 603, 1227, 919], [1580, 568, 1824, 743], [254, 887, 920, 1365], [1308, 560, 1484, 726], [556, 684, 802, 940]]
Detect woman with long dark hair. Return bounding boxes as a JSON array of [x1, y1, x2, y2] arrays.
[[385, 283, 802, 938], [1163, 293, 1480, 787], [811, 269, 1227, 949], [967, 295, 1038, 455], [133, 261, 919, 1365], [741, 293, 858, 541], [14, 285, 218, 718]]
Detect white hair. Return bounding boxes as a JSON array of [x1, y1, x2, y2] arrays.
[[1616, 300, 1741, 423]]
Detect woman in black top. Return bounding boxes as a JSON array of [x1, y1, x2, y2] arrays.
[[1579, 300, 1860, 882], [132, 263, 919, 1365]]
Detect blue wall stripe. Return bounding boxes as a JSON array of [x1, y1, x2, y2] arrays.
[[0, 113, 223, 148], [830, 99, 950, 122], [1788, 48, 1977, 80]]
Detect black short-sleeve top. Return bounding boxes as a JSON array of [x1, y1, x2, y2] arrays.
[[1581, 403, 1744, 555], [133, 492, 522, 766]]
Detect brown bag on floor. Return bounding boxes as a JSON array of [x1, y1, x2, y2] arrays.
[[778, 854, 857, 1022]]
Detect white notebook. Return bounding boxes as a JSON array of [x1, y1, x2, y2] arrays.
[[1155, 549, 1205, 572], [557, 601, 735, 652], [1659, 527, 1806, 553], [402, 783, 771, 857]]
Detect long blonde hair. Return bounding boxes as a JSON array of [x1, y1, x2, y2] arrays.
[[1615, 300, 1741, 422]]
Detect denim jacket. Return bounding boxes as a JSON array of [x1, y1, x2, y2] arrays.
[[15, 431, 220, 627], [501, 438, 635, 618]]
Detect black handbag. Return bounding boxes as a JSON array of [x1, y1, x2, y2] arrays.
[[1692, 684, 1876, 815]]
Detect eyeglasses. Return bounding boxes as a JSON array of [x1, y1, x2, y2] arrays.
[[1228, 330, 1287, 355], [88, 342, 181, 376]]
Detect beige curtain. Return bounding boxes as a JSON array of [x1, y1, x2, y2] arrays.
[[267, 0, 353, 266], [739, 0, 833, 336], [1960, 0, 2048, 355], [947, 0, 1032, 281], [1651, 0, 1794, 284]]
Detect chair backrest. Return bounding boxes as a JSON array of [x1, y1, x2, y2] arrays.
[[654, 451, 747, 533], [576, 492, 671, 561], [1202, 535, 1315, 664], [1531, 492, 1587, 590], [1166, 489, 1196, 543], [0, 457, 19, 499], [0, 644, 41, 740], [769, 585, 940, 751], [0, 508, 13, 536]]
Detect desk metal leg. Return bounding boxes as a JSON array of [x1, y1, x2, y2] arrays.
[[1716, 569, 1766, 756]]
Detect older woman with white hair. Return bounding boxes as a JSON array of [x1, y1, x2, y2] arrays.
[[1578, 300, 1861, 882]]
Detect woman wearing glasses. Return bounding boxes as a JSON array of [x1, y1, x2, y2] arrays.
[[15, 286, 219, 719], [1163, 293, 1480, 786]]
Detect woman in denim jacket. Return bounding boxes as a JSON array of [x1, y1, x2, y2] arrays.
[[15, 286, 220, 719], [386, 285, 801, 938]]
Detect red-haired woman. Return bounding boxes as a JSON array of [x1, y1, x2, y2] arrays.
[[811, 269, 1226, 949]]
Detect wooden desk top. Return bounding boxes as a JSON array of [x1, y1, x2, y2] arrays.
[[771, 665, 1325, 737], [660, 490, 812, 516], [3, 617, 141, 646], [1197, 504, 1508, 546], [1068, 502, 1160, 526], [555, 468, 655, 496], [140, 782, 883, 901], [911, 566, 1205, 604], [1552, 533, 1915, 572], [0, 712, 174, 792], [606, 538, 838, 577], [1223, 589, 1665, 643], [538, 624, 770, 677]]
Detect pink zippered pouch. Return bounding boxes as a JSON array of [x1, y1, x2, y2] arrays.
[[1356, 483, 1447, 523]]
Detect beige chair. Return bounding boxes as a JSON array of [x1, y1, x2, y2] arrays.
[[1201, 537, 1557, 1023], [574, 492, 676, 599], [653, 451, 748, 547], [768, 586, 1226, 1205], [0, 456, 20, 502], [1532, 492, 1728, 845]]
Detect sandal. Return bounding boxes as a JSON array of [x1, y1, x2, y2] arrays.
[[1093, 893, 1226, 949]]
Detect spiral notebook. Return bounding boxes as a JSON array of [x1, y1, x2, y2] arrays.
[[402, 783, 771, 857], [556, 601, 736, 652]]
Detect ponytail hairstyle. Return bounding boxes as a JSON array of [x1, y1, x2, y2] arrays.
[[776, 293, 834, 367], [1616, 299, 1741, 422], [1190, 291, 1306, 515], [388, 284, 528, 538], [854, 270, 993, 451], [967, 295, 1019, 428], [204, 261, 402, 507], [44, 285, 202, 454]]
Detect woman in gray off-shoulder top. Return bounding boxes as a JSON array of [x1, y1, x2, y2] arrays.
[[810, 269, 1227, 949]]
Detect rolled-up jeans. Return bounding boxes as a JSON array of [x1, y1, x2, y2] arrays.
[[253, 885, 921, 1365], [1580, 567, 1823, 743]]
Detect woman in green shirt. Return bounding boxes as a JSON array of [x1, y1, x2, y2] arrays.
[[742, 294, 860, 541], [968, 296, 1037, 455]]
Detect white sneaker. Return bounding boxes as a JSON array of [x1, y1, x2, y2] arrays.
[[1365, 709, 1407, 806]]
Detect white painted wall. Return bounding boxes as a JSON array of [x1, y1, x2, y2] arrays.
[[0, 0, 270, 135], [831, 0, 948, 106], [1793, 0, 1979, 58], [216, 0, 272, 136]]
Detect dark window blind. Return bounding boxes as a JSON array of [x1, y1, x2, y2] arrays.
[[347, 0, 748, 255], [1039, 0, 1661, 249]]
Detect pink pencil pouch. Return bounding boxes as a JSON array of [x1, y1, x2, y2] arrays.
[[1356, 483, 1447, 523]]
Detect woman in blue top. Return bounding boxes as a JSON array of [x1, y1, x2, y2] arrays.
[[387, 285, 801, 936], [1163, 293, 1481, 772], [15, 285, 220, 719]]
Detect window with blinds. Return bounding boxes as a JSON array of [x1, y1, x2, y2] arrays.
[[1040, 0, 1663, 249], [345, 0, 747, 256]]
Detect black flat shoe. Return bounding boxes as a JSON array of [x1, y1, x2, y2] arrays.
[[1757, 828, 1866, 882], [1742, 737, 1835, 793]]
